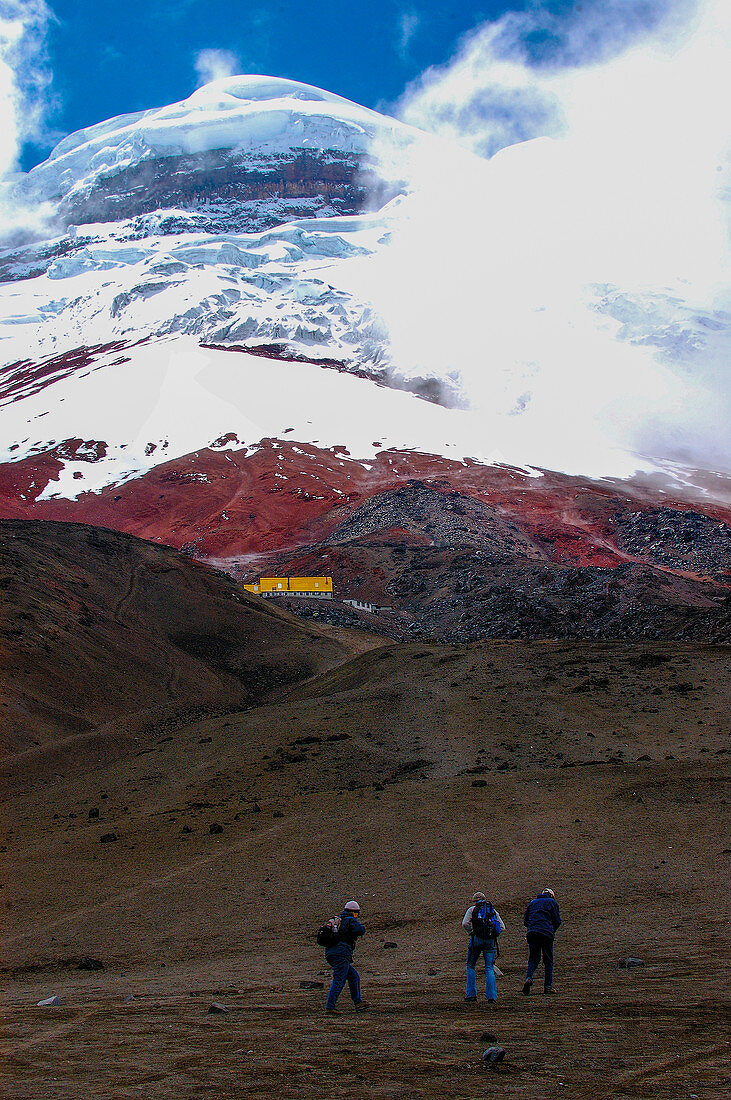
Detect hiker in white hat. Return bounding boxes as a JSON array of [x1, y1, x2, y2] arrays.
[[324, 900, 368, 1013], [522, 888, 562, 995], [462, 890, 506, 1004]]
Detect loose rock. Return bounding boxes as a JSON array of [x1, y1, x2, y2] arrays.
[[77, 956, 104, 971], [617, 957, 644, 968], [208, 1002, 229, 1014], [99, 832, 117, 843], [37, 996, 63, 1007], [209, 823, 223, 834], [383, 941, 398, 949], [482, 1046, 506, 1064], [299, 980, 324, 989]]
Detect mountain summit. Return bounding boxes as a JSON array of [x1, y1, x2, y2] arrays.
[[19, 75, 416, 234]]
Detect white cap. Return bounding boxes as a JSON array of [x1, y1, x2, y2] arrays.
[[344, 900, 361, 911], [540, 888, 555, 898]]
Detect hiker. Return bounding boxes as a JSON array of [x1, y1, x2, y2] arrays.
[[522, 887, 561, 995], [324, 900, 367, 1013], [462, 891, 505, 1003]]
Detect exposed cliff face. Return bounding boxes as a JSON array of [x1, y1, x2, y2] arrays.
[[57, 149, 395, 234]]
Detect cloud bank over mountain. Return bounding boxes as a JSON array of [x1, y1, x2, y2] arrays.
[[361, 0, 730, 475]]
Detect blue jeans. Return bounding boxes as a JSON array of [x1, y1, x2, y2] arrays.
[[466, 936, 497, 1000], [526, 932, 555, 988], [325, 948, 361, 1010]]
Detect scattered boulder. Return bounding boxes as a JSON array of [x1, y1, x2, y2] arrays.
[[99, 832, 117, 843], [209, 823, 223, 834], [37, 995, 63, 1007], [77, 956, 104, 971], [383, 941, 398, 949], [471, 779, 488, 788], [88, 807, 100, 819], [208, 1002, 229, 1014], [180, 825, 192, 834], [617, 957, 645, 968], [299, 980, 324, 990], [482, 1046, 506, 1064]]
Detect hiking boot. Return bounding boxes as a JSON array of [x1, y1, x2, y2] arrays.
[[464, 995, 477, 1002], [487, 998, 497, 1004], [354, 1000, 370, 1012], [325, 1007, 338, 1014], [543, 987, 556, 995], [522, 978, 533, 996]]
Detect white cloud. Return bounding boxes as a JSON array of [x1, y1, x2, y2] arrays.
[[194, 47, 241, 88], [362, 0, 731, 476], [397, 10, 420, 60], [0, 0, 56, 242], [397, 0, 700, 157], [0, 0, 52, 176]]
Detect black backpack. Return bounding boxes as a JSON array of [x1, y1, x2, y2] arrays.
[[316, 916, 341, 947], [471, 901, 500, 939]]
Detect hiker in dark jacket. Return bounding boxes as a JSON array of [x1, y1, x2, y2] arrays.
[[522, 887, 561, 994], [324, 900, 367, 1013]]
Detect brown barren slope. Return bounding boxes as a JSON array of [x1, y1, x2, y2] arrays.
[[0, 520, 359, 757], [0, 522, 729, 1099]]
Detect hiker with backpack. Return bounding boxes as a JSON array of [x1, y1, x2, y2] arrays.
[[462, 891, 505, 1003], [522, 887, 561, 995], [318, 900, 368, 1014]]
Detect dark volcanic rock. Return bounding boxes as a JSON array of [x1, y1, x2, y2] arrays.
[[614, 508, 731, 579], [77, 956, 104, 971], [59, 149, 392, 235], [482, 1046, 506, 1063]]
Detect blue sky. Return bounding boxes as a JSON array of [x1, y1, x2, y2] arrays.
[[23, 0, 538, 168]]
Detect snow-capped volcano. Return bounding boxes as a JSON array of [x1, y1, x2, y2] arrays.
[[16, 74, 415, 233], [1, 74, 730, 544], [0, 75, 443, 441], [1, 75, 729, 644], [1, 75, 496, 502]]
